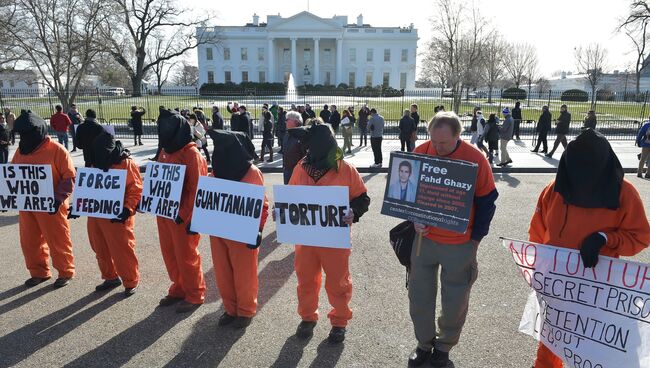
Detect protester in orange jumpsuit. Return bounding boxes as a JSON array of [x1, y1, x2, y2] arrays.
[[81, 132, 143, 296], [282, 123, 370, 344], [528, 129, 650, 368], [155, 107, 208, 313], [203, 129, 269, 329], [10, 110, 76, 288]]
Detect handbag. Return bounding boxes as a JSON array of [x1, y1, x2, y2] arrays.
[[389, 220, 416, 288]]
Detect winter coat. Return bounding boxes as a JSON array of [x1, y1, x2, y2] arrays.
[[499, 116, 514, 140], [329, 110, 341, 130], [211, 111, 224, 130], [583, 115, 597, 130], [556, 111, 571, 135], [484, 119, 500, 142], [537, 111, 552, 134], [358, 108, 370, 129], [399, 116, 416, 140], [130, 109, 146, 135], [637, 121, 650, 148]]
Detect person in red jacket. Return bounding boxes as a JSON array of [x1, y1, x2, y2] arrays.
[[155, 107, 208, 313], [11, 110, 76, 288], [204, 129, 269, 329], [74, 132, 143, 296], [528, 129, 650, 368], [50, 105, 73, 151], [282, 123, 371, 344]]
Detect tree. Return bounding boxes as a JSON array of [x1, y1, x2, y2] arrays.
[[619, 1, 650, 96], [148, 34, 178, 94], [88, 58, 133, 90], [481, 35, 507, 103], [5, 0, 105, 109], [536, 77, 550, 96], [173, 62, 199, 86], [524, 53, 539, 104], [504, 43, 537, 89], [99, 0, 219, 96], [575, 44, 608, 108]]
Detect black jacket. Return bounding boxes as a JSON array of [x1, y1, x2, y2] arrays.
[[262, 111, 273, 140], [359, 108, 370, 128], [399, 116, 416, 140], [212, 111, 224, 130], [512, 107, 522, 121], [329, 110, 341, 130], [556, 111, 571, 135], [537, 111, 552, 134], [320, 109, 331, 123], [0, 124, 9, 147]]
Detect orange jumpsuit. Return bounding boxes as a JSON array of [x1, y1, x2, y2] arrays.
[[210, 165, 269, 317], [11, 137, 76, 279], [529, 179, 650, 368], [156, 142, 208, 304], [87, 159, 143, 288], [289, 160, 368, 327]]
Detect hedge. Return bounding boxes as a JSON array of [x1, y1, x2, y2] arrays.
[[502, 87, 526, 100], [199, 82, 403, 97], [561, 89, 589, 102]]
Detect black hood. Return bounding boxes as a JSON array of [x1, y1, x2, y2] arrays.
[[92, 132, 128, 171], [291, 124, 341, 170], [14, 110, 47, 154], [158, 107, 192, 153], [554, 129, 623, 210], [207, 129, 252, 181]]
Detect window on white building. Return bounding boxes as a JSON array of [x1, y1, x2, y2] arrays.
[[206, 48, 213, 61], [349, 48, 356, 63], [259, 71, 266, 83], [283, 48, 290, 63], [242, 71, 249, 82], [383, 72, 390, 87], [384, 49, 390, 62], [241, 48, 248, 61], [324, 49, 332, 63], [366, 72, 373, 87], [258, 47, 265, 61], [367, 49, 373, 62], [224, 48, 230, 61], [207, 71, 214, 84], [401, 49, 408, 62], [325, 71, 331, 85], [225, 71, 232, 83], [349, 72, 355, 88], [9, 80, 14, 88], [400, 72, 407, 89], [304, 48, 311, 63]]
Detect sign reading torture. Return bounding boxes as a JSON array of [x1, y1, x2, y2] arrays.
[[504, 238, 650, 368], [190, 176, 266, 244], [381, 152, 478, 233], [71, 168, 126, 219], [138, 162, 186, 220], [273, 185, 351, 249], [0, 164, 55, 212]]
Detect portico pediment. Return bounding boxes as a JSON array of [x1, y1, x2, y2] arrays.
[[267, 11, 342, 32]]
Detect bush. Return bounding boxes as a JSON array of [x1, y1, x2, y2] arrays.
[[561, 89, 589, 102], [596, 89, 615, 101], [502, 87, 526, 100], [199, 82, 285, 95]]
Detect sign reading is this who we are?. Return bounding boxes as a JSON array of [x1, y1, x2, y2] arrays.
[[138, 162, 185, 220], [0, 164, 55, 213]]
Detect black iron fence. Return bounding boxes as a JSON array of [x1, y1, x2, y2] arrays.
[[2, 87, 646, 141]]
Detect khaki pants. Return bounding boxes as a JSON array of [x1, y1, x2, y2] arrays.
[[639, 147, 650, 177], [408, 237, 478, 352], [499, 139, 511, 163]]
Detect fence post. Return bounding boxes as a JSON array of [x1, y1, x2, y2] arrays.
[[96, 88, 103, 121], [641, 91, 648, 121], [47, 88, 54, 116], [0, 89, 4, 112], [401, 88, 405, 113], [547, 90, 552, 110], [145, 87, 151, 121]]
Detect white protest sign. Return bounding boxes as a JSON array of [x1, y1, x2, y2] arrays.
[[71, 168, 126, 219], [273, 185, 350, 249], [138, 162, 185, 220], [0, 164, 55, 212], [191, 176, 265, 244], [504, 238, 650, 368]]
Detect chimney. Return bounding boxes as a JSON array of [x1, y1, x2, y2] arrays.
[[357, 14, 363, 27], [253, 13, 259, 26]]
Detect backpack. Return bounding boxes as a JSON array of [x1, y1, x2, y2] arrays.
[[389, 221, 416, 287]]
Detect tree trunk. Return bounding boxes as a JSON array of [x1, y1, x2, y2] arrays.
[[591, 86, 596, 109], [131, 77, 143, 97], [488, 85, 493, 104]]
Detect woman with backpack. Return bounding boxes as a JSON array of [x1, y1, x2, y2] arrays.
[[483, 113, 500, 165]]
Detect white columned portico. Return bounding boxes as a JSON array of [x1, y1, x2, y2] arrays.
[[267, 38, 274, 82], [336, 38, 343, 85], [291, 37, 297, 79], [313, 38, 320, 85]]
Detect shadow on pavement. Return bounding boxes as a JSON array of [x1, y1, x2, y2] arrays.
[[362, 172, 380, 183], [0, 214, 19, 227], [307, 339, 345, 368], [0, 284, 55, 316], [269, 335, 311, 368], [494, 173, 522, 188], [0, 292, 120, 368], [0, 285, 29, 303]]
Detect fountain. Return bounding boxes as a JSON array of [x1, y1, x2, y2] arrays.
[[286, 73, 298, 105]]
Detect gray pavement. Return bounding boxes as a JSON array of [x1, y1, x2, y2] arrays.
[[0, 174, 649, 368]]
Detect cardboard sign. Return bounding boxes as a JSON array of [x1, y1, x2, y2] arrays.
[[71, 168, 126, 219], [191, 176, 266, 244], [504, 238, 650, 368], [0, 164, 55, 212], [273, 185, 350, 249], [138, 162, 185, 220], [381, 151, 478, 234]]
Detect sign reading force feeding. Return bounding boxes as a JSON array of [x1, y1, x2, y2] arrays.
[[0, 164, 55, 212], [138, 163, 186, 220], [71, 168, 127, 219], [273, 185, 351, 249], [191, 176, 266, 244], [381, 152, 478, 234]]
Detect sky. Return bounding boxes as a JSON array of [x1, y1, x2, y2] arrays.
[[185, 0, 634, 79]]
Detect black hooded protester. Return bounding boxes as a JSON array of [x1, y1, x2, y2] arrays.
[[74, 109, 106, 167], [528, 128, 650, 367]]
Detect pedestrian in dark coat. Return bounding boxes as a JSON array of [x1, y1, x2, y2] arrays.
[[399, 109, 416, 152], [276, 107, 287, 153], [532, 106, 552, 153], [329, 105, 341, 134], [358, 104, 370, 146], [583, 110, 597, 130], [211, 106, 224, 130], [130, 106, 146, 146], [546, 104, 571, 158], [260, 106, 274, 162], [512, 101, 522, 140], [320, 105, 331, 123], [483, 113, 500, 164]]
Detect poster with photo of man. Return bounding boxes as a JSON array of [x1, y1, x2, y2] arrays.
[[387, 158, 420, 203]]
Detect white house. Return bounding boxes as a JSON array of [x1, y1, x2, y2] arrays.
[[196, 11, 418, 89], [0, 69, 47, 97]]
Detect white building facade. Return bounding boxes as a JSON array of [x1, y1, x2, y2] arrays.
[[197, 11, 418, 89]]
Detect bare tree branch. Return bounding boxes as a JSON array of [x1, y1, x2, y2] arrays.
[[575, 43, 608, 108]]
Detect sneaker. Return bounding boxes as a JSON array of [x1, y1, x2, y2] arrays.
[[53, 277, 71, 288], [95, 278, 122, 292], [24, 276, 51, 287], [430, 349, 451, 368], [124, 287, 137, 297], [175, 301, 201, 314], [295, 320, 317, 339], [408, 348, 432, 367], [217, 312, 237, 326], [530, 149, 538, 153], [232, 316, 253, 329], [158, 295, 183, 307], [327, 327, 346, 343]]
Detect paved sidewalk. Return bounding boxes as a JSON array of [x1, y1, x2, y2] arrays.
[[7, 136, 645, 174]]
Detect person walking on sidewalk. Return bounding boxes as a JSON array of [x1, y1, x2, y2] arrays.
[[130, 106, 146, 146], [319, 104, 331, 124], [329, 105, 341, 134], [341, 109, 353, 154], [358, 104, 370, 146], [0, 115, 9, 163], [276, 106, 287, 154], [399, 109, 416, 152], [260, 105, 274, 162], [532, 106, 552, 153], [497, 107, 514, 166], [368, 108, 385, 168], [637, 119, 650, 178], [546, 104, 571, 158], [67, 104, 81, 152], [483, 113, 500, 164], [410, 104, 420, 151], [470, 106, 480, 146], [50, 105, 73, 150], [512, 101, 522, 140], [475, 111, 489, 156]]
